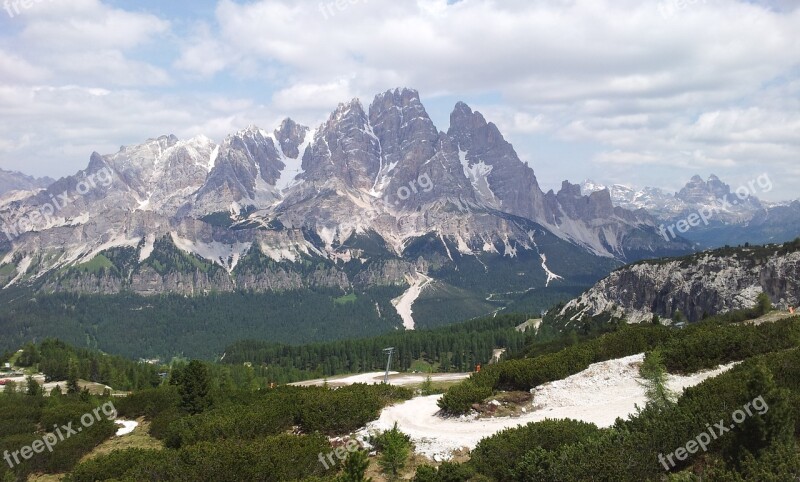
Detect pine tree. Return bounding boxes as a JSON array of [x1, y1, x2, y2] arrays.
[[25, 376, 42, 397], [725, 362, 793, 468], [638, 350, 675, 409], [2, 380, 16, 395], [337, 450, 372, 482], [755, 292, 772, 316], [178, 360, 213, 414], [377, 423, 411, 480], [67, 359, 80, 394]]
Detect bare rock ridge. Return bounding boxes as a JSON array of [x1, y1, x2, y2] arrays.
[[556, 241, 800, 324], [0, 88, 691, 303]]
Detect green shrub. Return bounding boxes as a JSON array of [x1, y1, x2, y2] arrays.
[[470, 419, 602, 481], [115, 385, 180, 419]]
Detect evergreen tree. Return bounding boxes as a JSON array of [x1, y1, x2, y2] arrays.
[[337, 450, 372, 482], [178, 360, 212, 414], [638, 350, 675, 409], [2, 380, 16, 395], [67, 359, 80, 394], [725, 362, 793, 468], [17, 342, 40, 367], [25, 376, 42, 397], [755, 292, 772, 316], [377, 423, 411, 480], [420, 374, 434, 396]]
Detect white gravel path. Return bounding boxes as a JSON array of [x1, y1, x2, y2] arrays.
[[292, 371, 471, 387], [363, 354, 736, 460]]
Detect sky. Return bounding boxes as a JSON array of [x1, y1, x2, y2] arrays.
[[0, 0, 798, 200]]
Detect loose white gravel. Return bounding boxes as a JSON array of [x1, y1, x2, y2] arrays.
[[362, 354, 736, 460]]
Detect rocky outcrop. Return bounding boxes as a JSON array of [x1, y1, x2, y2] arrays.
[[559, 242, 800, 324], [274, 118, 309, 159]]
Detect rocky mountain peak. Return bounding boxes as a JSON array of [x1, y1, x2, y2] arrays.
[[274, 118, 310, 159], [86, 152, 109, 173], [0, 87, 697, 297], [558, 180, 583, 198], [447, 102, 547, 220], [303, 97, 380, 191], [332, 98, 367, 122], [448, 102, 487, 145], [367, 88, 439, 197], [555, 180, 614, 221], [194, 126, 282, 212], [677, 174, 732, 204]]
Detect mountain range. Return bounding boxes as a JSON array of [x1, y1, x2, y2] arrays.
[[581, 175, 800, 248], [0, 88, 694, 333], [0, 168, 53, 197]]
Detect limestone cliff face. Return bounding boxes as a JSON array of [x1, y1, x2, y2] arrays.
[[1, 87, 693, 301], [43, 264, 355, 297], [43, 258, 425, 296], [353, 259, 427, 288], [559, 243, 800, 324]]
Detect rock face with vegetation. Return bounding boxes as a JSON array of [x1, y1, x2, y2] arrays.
[[557, 239, 800, 324], [0, 88, 689, 319]]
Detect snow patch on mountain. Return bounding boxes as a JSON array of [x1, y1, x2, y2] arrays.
[[274, 128, 315, 192], [529, 232, 563, 287], [539, 253, 562, 287], [459, 149, 497, 206]]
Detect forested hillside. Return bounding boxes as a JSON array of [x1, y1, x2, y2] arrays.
[[222, 313, 532, 382], [15, 339, 162, 391], [3, 304, 800, 480], [0, 287, 405, 359]]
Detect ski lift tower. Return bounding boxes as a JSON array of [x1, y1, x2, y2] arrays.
[[383, 347, 396, 384]]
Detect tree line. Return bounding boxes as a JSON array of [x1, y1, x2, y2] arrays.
[[222, 313, 532, 383]]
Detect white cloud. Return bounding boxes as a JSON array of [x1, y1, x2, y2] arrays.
[[0, 48, 49, 83], [0, 0, 799, 200], [272, 79, 356, 111], [18, 0, 169, 52]]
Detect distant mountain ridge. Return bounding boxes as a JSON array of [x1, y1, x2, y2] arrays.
[[0, 88, 690, 331], [0, 168, 54, 197], [581, 175, 800, 248]]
